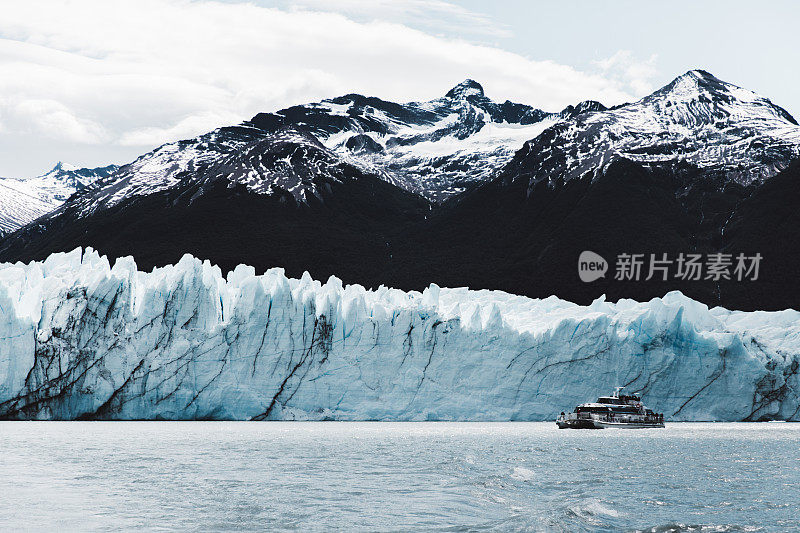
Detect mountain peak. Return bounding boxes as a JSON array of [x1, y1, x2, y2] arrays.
[[50, 161, 78, 174], [445, 79, 484, 99], [655, 69, 736, 101], [559, 100, 607, 118], [653, 69, 797, 124], [683, 69, 718, 82]]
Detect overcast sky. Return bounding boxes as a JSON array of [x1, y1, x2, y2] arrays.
[[1, 0, 797, 177]]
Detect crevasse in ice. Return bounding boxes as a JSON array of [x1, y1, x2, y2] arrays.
[[0, 248, 797, 421]]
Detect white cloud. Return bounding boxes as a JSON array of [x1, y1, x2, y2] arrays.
[[593, 50, 659, 97], [10, 99, 107, 144], [287, 0, 513, 38], [0, 0, 644, 175], [118, 111, 242, 146]]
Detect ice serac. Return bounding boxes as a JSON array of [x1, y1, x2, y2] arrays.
[[0, 249, 798, 421]]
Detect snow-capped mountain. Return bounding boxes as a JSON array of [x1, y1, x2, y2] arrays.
[[502, 70, 800, 194], [78, 79, 581, 209], [0, 162, 118, 235], [36, 161, 120, 194], [0, 126, 429, 289], [293, 79, 564, 200], [25, 70, 800, 222], [74, 128, 375, 215], [0, 248, 797, 421], [3, 70, 800, 311]]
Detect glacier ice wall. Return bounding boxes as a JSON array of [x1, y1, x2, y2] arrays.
[[0, 248, 798, 421]]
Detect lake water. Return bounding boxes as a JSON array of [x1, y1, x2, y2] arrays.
[[0, 422, 798, 532]]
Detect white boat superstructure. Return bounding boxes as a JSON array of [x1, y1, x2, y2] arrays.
[[556, 387, 665, 429]]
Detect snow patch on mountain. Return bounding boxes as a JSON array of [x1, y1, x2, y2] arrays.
[[317, 81, 561, 200], [60, 80, 564, 211], [70, 127, 370, 211], [0, 181, 58, 235], [0, 249, 797, 421], [510, 70, 800, 192], [77, 126, 266, 213], [0, 162, 118, 234]]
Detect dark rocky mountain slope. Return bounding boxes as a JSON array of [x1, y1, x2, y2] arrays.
[[2, 71, 799, 311]]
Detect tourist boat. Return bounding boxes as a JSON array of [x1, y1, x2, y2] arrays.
[[556, 387, 665, 429]]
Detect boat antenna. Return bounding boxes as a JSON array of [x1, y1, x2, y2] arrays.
[[613, 386, 624, 398]]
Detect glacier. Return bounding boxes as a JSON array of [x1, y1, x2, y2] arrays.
[[0, 248, 798, 421]]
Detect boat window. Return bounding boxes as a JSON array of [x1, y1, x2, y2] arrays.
[[597, 397, 623, 405], [577, 406, 612, 413], [606, 405, 640, 413]]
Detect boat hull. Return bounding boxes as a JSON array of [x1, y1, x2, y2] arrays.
[[593, 420, 665, 429], [556, 418, 665, 429], [556, 418, 603, 429]]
